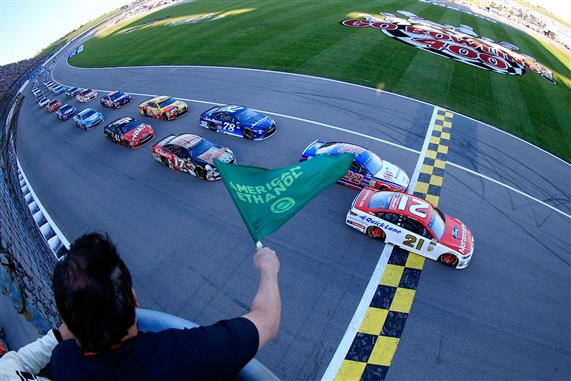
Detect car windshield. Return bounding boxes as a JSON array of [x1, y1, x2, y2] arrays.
[[83, 110, 95, 118], [428, 209, 446, 239], [121, 120, 141, 133], [236, 108, 258, 123], [48, 101, 58, 106], [189, 139, 214, 159], [363, 152, 383, 175], [80, 89, 91, 95], [368, 192, 393, 210], [158, 98, 176, 108]]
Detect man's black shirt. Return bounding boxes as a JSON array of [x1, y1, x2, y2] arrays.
[[50, 317, 259, 381]]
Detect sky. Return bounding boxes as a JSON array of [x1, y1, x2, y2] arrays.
[[0, 0, 569, 66], [0, 0, 131, 65]]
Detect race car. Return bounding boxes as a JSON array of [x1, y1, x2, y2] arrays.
[[76, 89, 98, 102], [32, 88, 42, 97], [300, 141, 410, 192], [73, 108, 104, 130], [151, 133, 235, 180], [346, 188, 475, 269], [138, 96, 188, 121], [100, 91, 132, 109], [52, 85, 66, 95], [104, 117, 155, 148], [47, 99, 62, 112], [199, 105, 276, 140], [56, 104, 77, 120], [37, 96, 49, 108], [66, 87, 81, 98]]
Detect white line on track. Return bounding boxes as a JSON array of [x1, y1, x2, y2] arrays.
[[49, 76, 571, 220], [63, 60, 570, 168], [321, 106, 439, 380]]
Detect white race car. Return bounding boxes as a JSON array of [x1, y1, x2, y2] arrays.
[[76, 88, 98, 102], [346, 188, 475, 269]]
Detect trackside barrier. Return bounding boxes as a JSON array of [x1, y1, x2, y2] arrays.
[[1, 73, 61, 333], [137, 309, 280, 381]]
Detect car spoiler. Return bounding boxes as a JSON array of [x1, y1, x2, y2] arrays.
[[301, 140, 325, 157], [155, 134, 177, 147], [202, 105, 221, 115]]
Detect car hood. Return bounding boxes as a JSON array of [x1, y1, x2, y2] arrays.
[[440, 214, 474, 255], [242, 115, 272, 130], [163, 100, 186, 111], [374, 161, 410, 187], [84, 113, 101, 121], [113, 94, 130, 104], [124, 124, 153, 143], [196, 147, 234, 165]]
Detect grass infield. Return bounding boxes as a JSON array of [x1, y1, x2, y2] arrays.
[[69, 0, 571, 161]]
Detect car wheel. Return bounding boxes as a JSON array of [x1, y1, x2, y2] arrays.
[[160, 157, 170, 168], [243, 128, 254, 140], [438, 253, 458, 267], [366, 226, 385, 240], [162, 113, 169, 121], [208, 122, 217, 131], [195, 166, 206, 179]]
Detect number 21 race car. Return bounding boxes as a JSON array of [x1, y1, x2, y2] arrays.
[[301, 141, 410, 192], [138, 96, 188, 121], [151, 133, 235, 181], [104, 117, 155, 148], [346, 188, 475, 269], [200, 105, 276, 140]]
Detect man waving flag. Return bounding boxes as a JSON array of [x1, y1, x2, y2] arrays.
[[215, 153, 353, 243]]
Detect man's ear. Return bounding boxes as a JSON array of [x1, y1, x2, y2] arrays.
[[132, 287, 140, 308]]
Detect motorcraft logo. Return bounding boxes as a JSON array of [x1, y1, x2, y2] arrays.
[[458, 223, 468, 254], [341, 11, 556, 84]]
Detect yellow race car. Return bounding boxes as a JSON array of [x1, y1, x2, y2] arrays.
[[138, 96, 189, 121]]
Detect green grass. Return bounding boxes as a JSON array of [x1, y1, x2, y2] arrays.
[[69, 0, 571, 161]]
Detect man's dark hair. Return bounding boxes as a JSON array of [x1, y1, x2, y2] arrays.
[[52, 233, 135, 352]]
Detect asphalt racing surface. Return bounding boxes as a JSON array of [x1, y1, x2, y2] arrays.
[[16, 41, 570, 380]]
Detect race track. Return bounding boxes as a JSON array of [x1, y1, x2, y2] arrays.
[[15, 35, 571, 380]]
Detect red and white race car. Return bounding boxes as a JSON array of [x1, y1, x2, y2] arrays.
[[346, 188, 475, 269], [151, 133, 235, 181], [76, 89, 98, 102]]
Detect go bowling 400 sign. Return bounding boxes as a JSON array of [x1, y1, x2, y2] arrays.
[[341, 12, 556, 84]]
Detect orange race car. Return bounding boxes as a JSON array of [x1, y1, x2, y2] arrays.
[[138, 96, 188, 121]]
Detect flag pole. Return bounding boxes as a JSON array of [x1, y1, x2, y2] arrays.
[[256, 241, 263, 249]]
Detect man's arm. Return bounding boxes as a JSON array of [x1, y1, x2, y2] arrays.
[[0, 324, 72, 376], [242, 246, 281, 349]]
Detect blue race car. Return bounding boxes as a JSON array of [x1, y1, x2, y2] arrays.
[[56, 104, 77, 120], [73, 108, 104, 130], [300, 140, 410, 192], [100, 91, 132, 108], [66, 87, 81, 98], [53, 85, 66, 95], [199, 105, 276, 141]]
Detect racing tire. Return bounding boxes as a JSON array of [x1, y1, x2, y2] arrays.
[[195, 167, 207, 179], [438, 253, 459, 268], [160, 157, 170, 168], [243, 128, 254, 140], [162, 113, 168, 121], [366, 226, 385, 240], [208, 122, 217, 131]]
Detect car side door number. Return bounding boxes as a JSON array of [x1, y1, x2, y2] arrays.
[[223, 122, 235, 132], [403, 234, 425, 250]]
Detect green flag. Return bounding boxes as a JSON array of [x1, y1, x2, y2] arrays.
[[215, 153, 354, 242]]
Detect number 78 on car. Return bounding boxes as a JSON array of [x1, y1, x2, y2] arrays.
[[346, 188, 475, 269]]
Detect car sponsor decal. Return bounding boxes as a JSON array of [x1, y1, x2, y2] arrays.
[[458, 223, 468, 254], [129, 125, 146, 142], [341, 11, 556, 84], [197, 147, 227, 164]]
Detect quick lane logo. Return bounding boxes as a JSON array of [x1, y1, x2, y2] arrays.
[[341, 11, 556, 84], [229, 167, 303, 207]]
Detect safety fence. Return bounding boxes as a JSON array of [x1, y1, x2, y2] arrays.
[[1, 69, 61, 334]]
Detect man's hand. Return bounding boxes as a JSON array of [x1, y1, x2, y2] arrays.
[[243, 246, 281, 350], [254, 247, 280, 276], [58, 322, 74, 341]]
